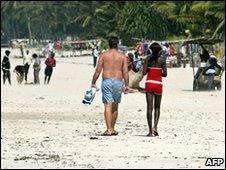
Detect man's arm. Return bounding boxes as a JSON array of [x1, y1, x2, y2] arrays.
[[91, 54, 103, 86]]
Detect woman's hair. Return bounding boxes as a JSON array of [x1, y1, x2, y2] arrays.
[[200, 49, 210, 62], [149, 42, 162, 61], [127, 53, 134, 62]]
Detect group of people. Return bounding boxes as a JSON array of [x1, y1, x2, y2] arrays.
[[91, 37, 167, 137], [197, 44, 223, 90], [2, 49, 56, 85]]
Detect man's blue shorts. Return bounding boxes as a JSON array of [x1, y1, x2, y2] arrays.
[[101, 78, 124, 103]]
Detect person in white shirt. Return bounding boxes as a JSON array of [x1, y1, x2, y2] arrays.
[[32, 53, 41, 84], [92, 46, 99, 68], [23, 50, 33, 83]]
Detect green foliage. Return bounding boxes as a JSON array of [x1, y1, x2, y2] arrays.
[[1, 1, 224, 46]]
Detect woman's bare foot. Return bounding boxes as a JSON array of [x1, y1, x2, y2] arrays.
[[153, 128, 159, 136], [147, 132, 154, 137]]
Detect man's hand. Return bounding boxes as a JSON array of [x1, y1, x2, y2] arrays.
[[123, 86, 132, 94], [91, 84, 97, 89]]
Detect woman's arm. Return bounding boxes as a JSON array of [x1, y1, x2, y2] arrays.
[[143, 58, 148, 75], [162, 59, 167, 77]]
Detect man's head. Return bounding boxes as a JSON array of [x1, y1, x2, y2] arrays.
[[5, 50, 10, 56], [32, 53, 38, 58], [109, 36, 119, 49], [51, 52, 55, 58]]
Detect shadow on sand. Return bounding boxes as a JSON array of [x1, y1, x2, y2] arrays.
[[181, 89, 214, 92]]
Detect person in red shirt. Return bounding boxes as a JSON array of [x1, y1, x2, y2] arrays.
[[44, 52, 56, 84]]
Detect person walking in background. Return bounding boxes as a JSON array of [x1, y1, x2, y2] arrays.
[[32, 53, 41, 84], [2, 50, 11, 85], [23, 50, 33, 83], [44, 52, 56, 84], [92, 46, 99, 68]]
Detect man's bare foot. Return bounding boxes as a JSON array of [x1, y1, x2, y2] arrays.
[[102, 131, 112, 136], [111, 130, 118, 136]]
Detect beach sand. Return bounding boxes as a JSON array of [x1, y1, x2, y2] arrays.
[[1, 53, 225, 169]]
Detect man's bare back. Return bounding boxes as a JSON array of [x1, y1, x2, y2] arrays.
[[100, 49, 127, 80]]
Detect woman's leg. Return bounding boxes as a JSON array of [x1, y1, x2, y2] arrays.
[[153, 94, 162, 136], [34, 69, 36, 84], [37, 69, 40, 84], [44, 75, 47, 84], [47, 74, 52, 84], [146, 92, 154, 136]]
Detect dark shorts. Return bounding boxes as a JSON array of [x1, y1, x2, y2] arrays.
[[3, 70, 10, 77], [45, 66, 53, 76], [24, 63, 30, 73]]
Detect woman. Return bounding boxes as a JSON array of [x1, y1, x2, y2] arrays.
[[143, 42, 167, 137]]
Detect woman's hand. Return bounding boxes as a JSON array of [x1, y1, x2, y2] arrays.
[[123, 86, 132, 94]]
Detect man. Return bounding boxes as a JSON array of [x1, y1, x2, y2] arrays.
[[23, 50, 33, 83], [44, 52, 56, 84], [92, 46, 99, 68], [32, 53, 41, 84], [91, 36, 130, 136], [2, 50, 11, 85]]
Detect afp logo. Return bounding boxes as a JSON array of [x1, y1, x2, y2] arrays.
[[205, 158, 224, 166]]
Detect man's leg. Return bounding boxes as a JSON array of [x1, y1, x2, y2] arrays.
[[37, 69, 40, 84], [47, 75, 51, 84], [47, 70, 53, 84], [104, 103, 114, 134], [94, 57, 97, 68], [3, 71, 6, 84], [24, 64, 28, 83], [112, 103, 118, 133], [44, 75, 47, 84], [6, 71, 11, 85], [34, 69, 36, 84]]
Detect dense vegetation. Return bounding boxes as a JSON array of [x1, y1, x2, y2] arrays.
[[1, 1, 225, 46]]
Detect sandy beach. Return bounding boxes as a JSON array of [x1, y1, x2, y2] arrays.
[[1, 51, 225, 169]]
